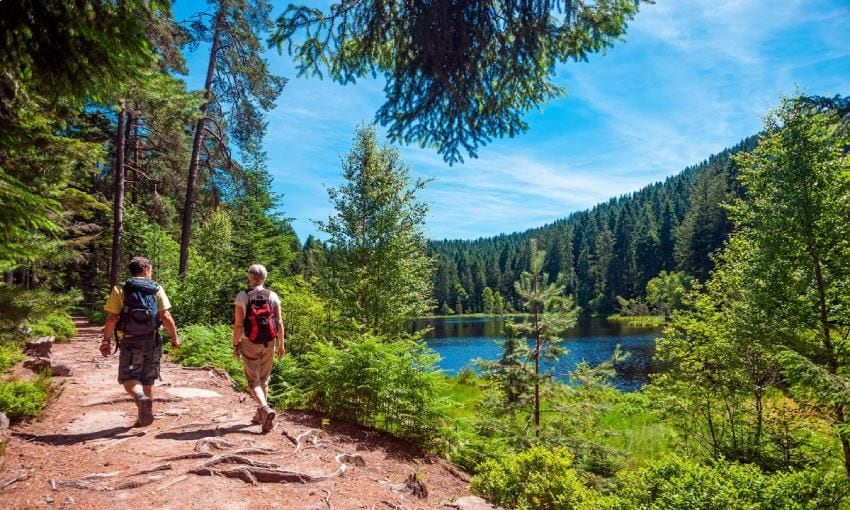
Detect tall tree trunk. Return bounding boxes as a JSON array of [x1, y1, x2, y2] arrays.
[[179, 10, 223, 275], [109, 100, 128, 288], [128, 104, 139, 205]]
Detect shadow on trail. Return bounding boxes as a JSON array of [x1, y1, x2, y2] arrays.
[[13, 426, 135, 445], [155, 423, 255, 441]]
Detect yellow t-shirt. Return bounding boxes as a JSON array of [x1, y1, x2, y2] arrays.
[[104, 280, 171, 315]]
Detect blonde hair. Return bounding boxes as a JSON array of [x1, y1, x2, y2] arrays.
[[247, 264, 268, 285]]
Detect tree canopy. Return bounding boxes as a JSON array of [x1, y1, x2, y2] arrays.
[[272, 0, 648, 163]]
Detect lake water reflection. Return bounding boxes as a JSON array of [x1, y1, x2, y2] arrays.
[[415, 317, 661, 392]]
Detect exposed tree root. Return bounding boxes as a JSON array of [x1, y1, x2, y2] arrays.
[[188, 452, 363, 485], [293, 429, 324, 454], [0, 474, 29, 489]]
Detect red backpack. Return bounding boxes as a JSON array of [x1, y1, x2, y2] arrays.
[[244, 288, 277, 346]]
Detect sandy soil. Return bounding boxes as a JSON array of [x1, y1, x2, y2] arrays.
[[0, 319, 477, 509]]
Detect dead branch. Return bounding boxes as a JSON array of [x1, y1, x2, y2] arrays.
[[157, 475, 188, 491], [82, 398, 130, 407], [323, 484, 334, 510], [163, 452, 214, 461], [293, 429, 324, 454], [81, 471, 122, 480], [0, 474, 29, 489], [195, 437, 234, 452], [134, 464, 172, 476], [95, 432, 145, 453], [281, 429, 298, 445]]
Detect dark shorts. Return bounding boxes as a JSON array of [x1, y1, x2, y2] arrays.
[[117, 333, 162, 386]]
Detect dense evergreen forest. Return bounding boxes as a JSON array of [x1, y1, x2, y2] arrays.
[[427, 137, 757, 315], [2, 1, 850, 509]]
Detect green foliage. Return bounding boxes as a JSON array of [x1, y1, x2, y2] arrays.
[[169, 324, 247, 391], [304, 335, 448, 441], [645, 271, 693, 317], [0, 375, 51, 422], [275, 276, 344, 356], [267, 355, 308, 409], [28, 313, 77, 341], [428, 137, 756, 315], [319, 126, 433, 336], [471, 446, 597, 510], [604, 455, 850, 510], [0, 343, 25, 374], [273, 0, 646, 163]]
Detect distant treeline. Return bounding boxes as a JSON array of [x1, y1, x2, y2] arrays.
[[423, 136, 758, 315]]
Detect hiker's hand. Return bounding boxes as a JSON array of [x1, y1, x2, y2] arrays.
[[99, 341, 111, 357], [170, 337, 180, 350], [276, 342, 285, 358], [233, 345, 241, 359]]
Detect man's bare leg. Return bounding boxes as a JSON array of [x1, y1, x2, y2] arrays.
[[122, 380, 154, 426]]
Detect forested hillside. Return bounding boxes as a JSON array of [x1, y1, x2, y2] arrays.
[[428, 136, 757, 315]]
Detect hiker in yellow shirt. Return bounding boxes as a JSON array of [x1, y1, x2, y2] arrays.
[[101, 257, 180, 426]]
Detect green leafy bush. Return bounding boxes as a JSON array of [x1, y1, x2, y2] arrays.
[[0, 375, 51, 422], [267, 355, 308, 409], [471, 446, 598, 510], [169, 324, 247, 390], [28, 312, 76, 341], [0, 342, 24, 373], [603, 454, 850, 509], [304, 335, 448, 441]]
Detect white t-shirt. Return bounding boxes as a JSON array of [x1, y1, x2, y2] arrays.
[[234, 286, 282, 319]]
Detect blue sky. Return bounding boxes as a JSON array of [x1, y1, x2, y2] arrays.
[[173, 0, 850, 242]]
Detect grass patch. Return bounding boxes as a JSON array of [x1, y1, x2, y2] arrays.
[[595, 397, 676, 468], [441, 372, 485, 420], [0, 374, 51, 422]]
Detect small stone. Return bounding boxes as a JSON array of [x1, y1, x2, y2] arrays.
[[64, 496, 75, 505], [23, 357, 51, 373], [44, 495, 54, 504], [0, 412, 9, 430], [49, 360, 73, 377], [453, 496, 501, 510], [25, 336, 54, 358]]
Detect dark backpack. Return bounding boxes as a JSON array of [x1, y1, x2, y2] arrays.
[[244, 288, 277, 345], [118, 278, 161, 338]]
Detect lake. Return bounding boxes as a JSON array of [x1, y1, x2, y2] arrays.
[[415, 317, 662, 392]]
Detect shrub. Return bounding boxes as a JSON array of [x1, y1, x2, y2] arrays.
[[304, 335, 448, 441], [456, 366, 478, 384], [28, 312, 76, 341], [471, 446, 597, 510], [0, 342, 24, 373], [603, 454, 850, 510], [169, 324, 247, 390], [267, 355, 309, 409], [0, 375, 51, 422]]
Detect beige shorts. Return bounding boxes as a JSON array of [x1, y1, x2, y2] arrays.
[[238, 339, 275, 388]]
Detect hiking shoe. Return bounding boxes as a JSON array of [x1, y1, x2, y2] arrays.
[[260, 405, 275, 433], [136, 396, 154, 427], [251, 407, 262, 425]]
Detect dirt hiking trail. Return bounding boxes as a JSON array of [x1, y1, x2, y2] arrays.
[[0, 319, 490, 509]]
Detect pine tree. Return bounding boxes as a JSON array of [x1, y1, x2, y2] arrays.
[[179, 0, 286, 275], [319, 126, 433, 335]]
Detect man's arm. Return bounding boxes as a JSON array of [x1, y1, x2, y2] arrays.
[[159, 309, 180, 349], [233, 305, 244, 359], [275, 302, 285, 357], [100, 313, 120, 356]]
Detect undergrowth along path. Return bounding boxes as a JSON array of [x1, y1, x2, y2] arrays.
[[0, 318, 477, 509]]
